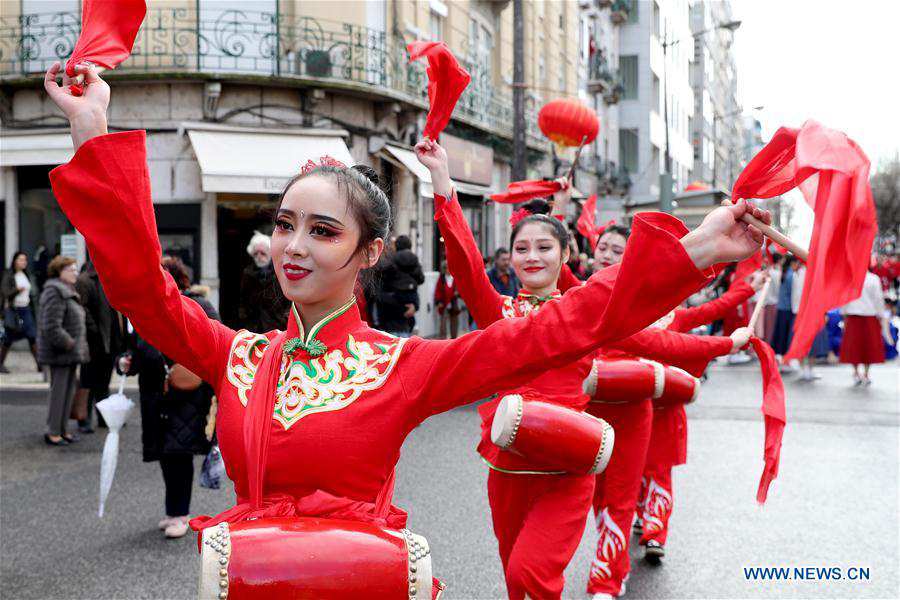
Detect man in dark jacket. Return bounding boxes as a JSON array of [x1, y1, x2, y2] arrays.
[[487, 247, 520, 296], [76, 260, 127, 432], [376, 235, 425, 336], [238, 231, 290, 332]]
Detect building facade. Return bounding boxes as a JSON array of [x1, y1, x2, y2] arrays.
[[577, 0, 633, 224], [689, 0, 742, 192], [0, 0, 579, 336], [618, 0, 695, 212]]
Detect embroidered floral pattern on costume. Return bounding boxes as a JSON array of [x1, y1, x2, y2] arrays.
[[499, 291, 562, 319], [590, 508, 626, 581], [272, 334, 406, 430], [641, 478, 673, 534], [226, 330, 271, 406]]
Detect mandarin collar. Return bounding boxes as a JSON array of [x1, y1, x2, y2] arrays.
[[516, 289, 562, 306], [283, 297, 361, 357]]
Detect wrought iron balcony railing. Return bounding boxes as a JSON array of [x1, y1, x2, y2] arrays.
[[0, 8, 541, 143]]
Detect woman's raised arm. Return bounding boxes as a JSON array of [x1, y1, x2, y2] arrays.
[[45, 63, 236, 385]]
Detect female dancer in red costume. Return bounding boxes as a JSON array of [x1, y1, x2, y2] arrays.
[[556, 222, 761, 599], [635, 268, 765, 564], [45, 62, 767, 597], [418, 138, 768, 599]]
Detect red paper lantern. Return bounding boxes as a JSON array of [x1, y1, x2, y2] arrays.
[[684, 180, 710, 191], [538, 99, 600, 147]]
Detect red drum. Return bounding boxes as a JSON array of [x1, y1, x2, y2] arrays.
[[584, 358, 663, 403], [585, 359, 700, 408], [490, 394, 615, 474], [653, 364, 701, 408], [198, 518, 441, 600]]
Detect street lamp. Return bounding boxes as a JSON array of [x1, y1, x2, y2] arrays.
[[659, 19, 742, 213]]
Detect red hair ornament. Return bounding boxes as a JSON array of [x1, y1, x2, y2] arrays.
[[300, 155, 347, 175]]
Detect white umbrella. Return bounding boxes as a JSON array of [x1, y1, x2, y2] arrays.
[[95, 372, 135, 518]]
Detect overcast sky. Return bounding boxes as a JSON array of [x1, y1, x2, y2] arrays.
[[730, 0, 900, 240]]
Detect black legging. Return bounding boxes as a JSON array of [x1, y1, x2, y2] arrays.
[[159, 454, 194, 517]]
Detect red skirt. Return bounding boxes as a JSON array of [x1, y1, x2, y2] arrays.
[[840, 315, 885, 365]]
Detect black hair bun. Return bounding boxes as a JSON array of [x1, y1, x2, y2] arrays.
[[521, 198, 551, 216], [352, 164, 380, 187]]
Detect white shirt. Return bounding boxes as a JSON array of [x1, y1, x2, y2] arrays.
[[765, 269, 781, 306], [791, 266, 805, 314], [12, 271, 30, 308], [841, 272, 886, 317]]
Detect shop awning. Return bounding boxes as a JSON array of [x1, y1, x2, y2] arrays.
[[0, 131, 74, 166], [183, 122, 354, 194], [379, 143, 495, 198]]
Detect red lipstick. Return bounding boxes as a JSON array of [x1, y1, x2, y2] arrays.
[[283, 264, 311, 281]]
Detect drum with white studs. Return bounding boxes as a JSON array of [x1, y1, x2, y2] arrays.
[[490, 394, 615, 474]]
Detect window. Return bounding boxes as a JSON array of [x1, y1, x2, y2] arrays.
[[619, 129, 639, 173], [653, 1, 660, 37], [620, 55, 638, 100], [628, 0, 639, 24], [539, 55, 546, 82], [430, 10, 443, 41], [652, 74, 660, 112]]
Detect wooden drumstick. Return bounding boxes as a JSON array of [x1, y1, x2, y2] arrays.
[[723, 199, 810, 262], [748, 276, 772, 331]]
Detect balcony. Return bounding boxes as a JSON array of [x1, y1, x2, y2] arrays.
[[610, 0, 632, 25], [0, 8, 541, 144]]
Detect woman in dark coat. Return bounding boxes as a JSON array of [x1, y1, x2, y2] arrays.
[[119, 257, 218, 538], [36, 256, 89, 445]]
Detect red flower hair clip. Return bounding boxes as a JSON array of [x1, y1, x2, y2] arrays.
[[300, 155, 347, 175], [509, 207, 531, 227]]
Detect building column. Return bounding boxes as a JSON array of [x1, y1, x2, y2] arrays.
[[3, 168, 18, 264], [200, 192, 220, 310]]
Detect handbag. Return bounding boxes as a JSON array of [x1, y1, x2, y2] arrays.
[[166, 363, 202, 391], [199, 445, 225, 490], [3, 307, 23, 335]]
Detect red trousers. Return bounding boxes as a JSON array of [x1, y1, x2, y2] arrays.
[[586, 399, 653, 596], [487, 469, 595, 600], [636, 405, 685, 546]]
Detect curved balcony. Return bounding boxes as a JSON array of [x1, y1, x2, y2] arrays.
[[0, 8, 541, 144]]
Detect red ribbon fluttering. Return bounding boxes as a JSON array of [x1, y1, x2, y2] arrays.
[[748, 337, 786, 504], [65, 0, 146, 96], [407, 41, 471, 141], [490, 179, 562, 204], [732, 120, 877, 362]]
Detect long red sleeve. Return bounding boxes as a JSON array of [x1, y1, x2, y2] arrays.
[[434, 191, 506, 327], [607, 328, 733, 377], [401, 212, 714, 419], [557, 263, 583, 293], [669, 280, 754, 332], [49, 131, 236, 386]]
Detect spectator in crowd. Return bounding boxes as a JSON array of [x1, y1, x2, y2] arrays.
[[486, 247, 519, 296], [238, 231, 290, 332], [792, 263, 830, 381], [434, 260, 460, 339], [0, 251, 40, 373], [31, 246, 50, 291], [37, 256, 88, 446], [839, 267, 891, 386], [118, 256, 218, 538], [771, 255, 798, 361], [761, 254, 783, 344], [76, 259, 127, 433], [376, 234, 424, 337]]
